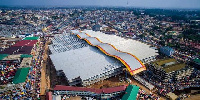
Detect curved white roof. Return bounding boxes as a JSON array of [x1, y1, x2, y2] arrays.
[[72, 30, 146, 75], [50, 46, 123, 81], [49, 33, 123, 81], [82, 30, 158, 60]]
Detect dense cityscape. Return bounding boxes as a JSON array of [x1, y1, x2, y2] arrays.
[[0, 6, 200, 100]]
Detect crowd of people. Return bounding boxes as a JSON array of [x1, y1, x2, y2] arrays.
[[31, 43, 45, 99], [137, 89, 160, 100], [138, 68, 200, 97], [0, 39, 45, 99], [0, 65, 36, 99], [0, 62, 20, 85]]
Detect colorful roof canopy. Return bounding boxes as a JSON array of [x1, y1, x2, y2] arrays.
[[20, 54, 33, 58], [0, 40, 37, 55], [12, 67, 30, 84], [194, 58, 200, 64], [23, 37, 39, 40], [13, 40, 38, 46], [0, 46, 33, 55], [122, 85, 139, 100], [0, 54, 9, 60]]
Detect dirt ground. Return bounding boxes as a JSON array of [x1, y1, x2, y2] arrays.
[[40, 40, 51, 95], [87, 73, 151, 93], [185, 94, 200, 100], [87, 73, 167, 100]]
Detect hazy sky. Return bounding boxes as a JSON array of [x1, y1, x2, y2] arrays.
[[0, 0, 200, 9]]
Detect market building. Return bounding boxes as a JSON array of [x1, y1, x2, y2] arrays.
[[149, 58, 194, 82], [49, 32, 124, 86], [53, 85, 127, 99]]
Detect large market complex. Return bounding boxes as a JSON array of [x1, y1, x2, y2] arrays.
[[0, 30, 199, 100]]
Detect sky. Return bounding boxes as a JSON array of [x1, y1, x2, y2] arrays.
[[0, 0, 200, 9]]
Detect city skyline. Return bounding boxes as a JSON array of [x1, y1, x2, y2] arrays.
[[0, 0, 200, 9]]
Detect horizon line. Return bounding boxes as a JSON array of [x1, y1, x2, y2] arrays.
[[0, 5, 200, 10]]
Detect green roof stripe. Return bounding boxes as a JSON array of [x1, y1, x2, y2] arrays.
[[20, 54, 33, 58], [12, 67, 30, 84], [0, 54, 9, 60], [23, 37, 39, 40], [194, 58, 200, 64], [122, 85, 139, 100]]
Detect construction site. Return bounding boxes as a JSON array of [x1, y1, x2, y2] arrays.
[[38, 30, 163, 100]]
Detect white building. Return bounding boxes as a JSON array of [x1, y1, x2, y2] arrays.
[[49, 33, 123, 86], [82, 30, 158, 63]]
